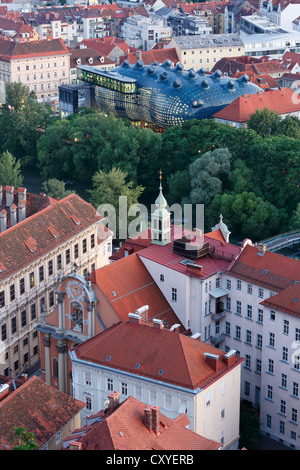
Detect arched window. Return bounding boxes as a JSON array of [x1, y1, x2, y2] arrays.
[[53, 358, 58, 378]]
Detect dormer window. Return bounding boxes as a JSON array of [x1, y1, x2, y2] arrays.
[[88, 57, 93, 64], [76, 58, 81, 65]]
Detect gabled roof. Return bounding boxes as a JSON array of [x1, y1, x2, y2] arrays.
[[261, 282, 300, 317], [231, 71, 278, 89], [120, 47, 179, 66], [72, 320, 242, 390], [0, 37, 70, 60], [70, 395, 222, 450], [213, 88, 300, 122], [69, 47, 114, 68], [92, 252, 184, 330], [0, 376, 85, 449]]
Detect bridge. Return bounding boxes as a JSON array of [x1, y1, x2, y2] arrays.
[[260, 229, 300, 254]]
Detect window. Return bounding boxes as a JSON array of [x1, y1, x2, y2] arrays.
[[257, 333, 262, 348], [91, 233, 95, 249], [20, 278, 25, 295], [165, 394, 172, 410], [149, 389, 157, 405], [282, 346, 288, 362], [29, 272, 34, 288], [270, 310, 275, 321], [57, 254, 62, 270], [66, 249, 70, 265], [247, 284, 252, 294], [21, 310, 27, 327], [236, 301, 242, 315], [85, 372, 91, 386], [266, 385, 273, 400], [11, 317, 17, 335], [226, 296, 231, 311], [295, 328, 300, 342], [121, 382, 128, 396], [49, 291, 54, 307], [245, 354, 251, 369], [0, 291, 5, 308], [48, 260, 53, 277], [225, 321, 230, 335], [74, 244, 79, 259], [85, 396, 92, 410], [279, 420, 285, 435], [83, 239, 87, 254], [31, 303, 36, 320], [268, 359, 274, 374], [246, 330, 252, 344], [256, 358, 261, 373], [226, 279, 231, 290], [291, 408, 298, 423], [107, 378, 113, 391], [216, 277, 220, 288], [258, 287, 264, 299], [266, 414, 272, 429], [236, 279, 242, 290], [205, 390, 211, 406], [244, 381, 250, 396], [283, 319, 289, 335], [135, 386, 142, 401], [39, 266, 44, 282], [292, 382, 299, 398], [56, 431, 61, 445], [246, 305, 252, 319], [269, 332, 275, 348], [235, 325, 241, 340], [258, 309, 263, 323], [1, 324, 6, 341], [281, 373, 287, 389], [160, 274, 164, 282], [171, 288, 177, 302], [221, 406, 225, 419], [10, 284, 15, 302]]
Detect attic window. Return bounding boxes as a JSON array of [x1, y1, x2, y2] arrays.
[[47, 226, 59, 239], [70, 215, 81, 226], [24, 236, 37, 253], [135, 363, 140, 369], [158, 370, 164, 376], [106, 356, 111, 361]]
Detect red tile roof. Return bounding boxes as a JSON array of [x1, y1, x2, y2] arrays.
[[72, 320, 242, 390], [213, 88, 300, 122], [261, 282, 300, 317], [0, 37, 70, 60], [0, 193, 103, 282], [0, 375, 85, 449], [67, 395, 222, 450], [120, 47, 179, 66], [69, 47, 114, 68], [229, 244, 300, 291], [231, 71, 278, 89], [92, 252, 185, 330]]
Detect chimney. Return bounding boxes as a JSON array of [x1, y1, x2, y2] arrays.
[[128, 312, 142, 324], [10, 204, 17, 226], [191, 332, 201, 341], [135, 305, 149, 322], [153, 318, 163, 330], [108, 391, 120, 413], [21, 373, 28, 384], [0, 383, 9, 401], [257, 243, 266, 254], [0, 210, 7, 232], [0, 185, 2, 204], [18, 200, 26, 222], [136, 50, 142, 60], [170, 323, 181, 333], [17, 187, 27, 203], [151, 406, 160, 434], [144, 406, 153, 431], [204, 352, 221, 372], [5, 186, 14, 207], [69, 441, 83, 450], [224, 350, 237, 368]]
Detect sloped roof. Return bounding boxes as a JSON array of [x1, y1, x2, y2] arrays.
[[231, 71, 278, 88], [72, 320, 242, 390], [261, 282, 300, 317], [0, 37, 70, 60], [0, 193, 103, 282], [120, 47, 179, 66], [76, 395, 222, 450], [213, 88, 300, 122], [92, 252, 184, 330], [0, 376, 85, 449], [69, 47, 114, 68]]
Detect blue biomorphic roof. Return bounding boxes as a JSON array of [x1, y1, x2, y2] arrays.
[[79, 61, 262, 128]]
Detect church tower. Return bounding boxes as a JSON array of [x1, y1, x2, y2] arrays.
[[151, 171, 171, 245]]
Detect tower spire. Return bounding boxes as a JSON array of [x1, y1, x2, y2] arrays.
[[151, 171, 171, 245]]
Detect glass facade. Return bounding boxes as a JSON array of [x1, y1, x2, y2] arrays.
[[78, 61, 261, 129]]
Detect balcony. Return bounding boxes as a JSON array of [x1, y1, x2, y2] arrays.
[[211, 333, 225, 346], [211, 300, 225, 320]]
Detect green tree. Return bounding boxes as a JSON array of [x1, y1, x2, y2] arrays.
[[0, 150, 23, 187], [89, 167, 144, 241], [276, 115, 300, 139], [41, 178, 75, 199], [290, 203, 300, 230], [13, 427, 39, 450], [189, 148, 231, 207], [247, 108, 281, 137]]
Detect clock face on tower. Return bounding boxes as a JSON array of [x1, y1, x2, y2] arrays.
[[66, 280, 86, 302]]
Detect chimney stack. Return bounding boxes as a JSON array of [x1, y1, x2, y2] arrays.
[[224, 350, 237, 368], [257, 243, 266, 254], [69, 441, 83, 450], [0, 383, 9, 402], [21, 373, 28, 384], [10, 204, 17, 226], [128, 312, 142, 324], [170, 323, 181, 333], [17, 187, 27, 203], [18, 200, 26, 222], [5, 186, 14, 207], [0, 209, 7, 232], [144, 406, 153, 431], [153, 318, 164, 330], [144, 406, 160, 434], [108, 391, 120, 413], [151, 406, 160, 434], [204, 352, 221, 372]]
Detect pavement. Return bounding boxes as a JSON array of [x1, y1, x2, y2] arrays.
[[255, 435, 292, 450]]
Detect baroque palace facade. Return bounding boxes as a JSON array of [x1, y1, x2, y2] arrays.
[[0, 186, 112, 378]]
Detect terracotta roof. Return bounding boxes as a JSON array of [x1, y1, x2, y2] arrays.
[[67, 395, 222, 450], [120, 47, 179, 66], [0, 193, 103, 282], [229, 244, 300, 291], [213, 88, 300, 122], [231, 71, 278, 89], [72, 320, 242, 390], [261, 282, 300, 317], [69, 47, 114, 68], [0, 37, 70, 60], [0, 375, 85, 449], [92, 252, 185, 331]]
